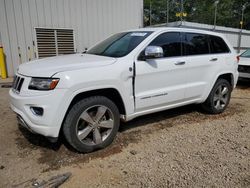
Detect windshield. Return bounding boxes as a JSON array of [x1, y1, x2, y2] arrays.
[[87, 31, 153, 58], [240, 49, 250, 58]]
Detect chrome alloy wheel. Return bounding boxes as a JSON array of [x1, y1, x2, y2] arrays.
[[213, 84, 230, 110], [76, 105, 114, 145]]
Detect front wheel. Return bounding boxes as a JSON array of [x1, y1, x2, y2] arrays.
[[63, 96, 120, 153], [201, 79, 232, 114]]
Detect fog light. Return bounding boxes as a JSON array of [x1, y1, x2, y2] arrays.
[[30, 107, 44, 116]]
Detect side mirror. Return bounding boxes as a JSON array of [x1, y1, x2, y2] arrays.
[[145, 46, 163, 59]]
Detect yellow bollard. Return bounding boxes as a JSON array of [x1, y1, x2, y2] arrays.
[[0, 46, 7, 79]]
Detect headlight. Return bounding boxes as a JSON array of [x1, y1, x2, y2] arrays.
[[28, 78, 60, 90]]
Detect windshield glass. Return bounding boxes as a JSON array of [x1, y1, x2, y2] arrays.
[[240, 49, 250, 58], [87, 31, 153, 57]]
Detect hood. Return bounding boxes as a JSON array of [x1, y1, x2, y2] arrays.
[[18, 54, 116, 77], [239, 57, 250, 66]]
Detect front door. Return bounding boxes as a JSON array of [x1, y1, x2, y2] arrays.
[[135, 32, 187, 112]]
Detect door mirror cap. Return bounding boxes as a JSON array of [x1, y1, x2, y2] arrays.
[[145, 46, 164, 59]]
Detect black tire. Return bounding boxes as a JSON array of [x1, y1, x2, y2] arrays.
[[201, 79, 232, 114], [63, 96, 120, 153]]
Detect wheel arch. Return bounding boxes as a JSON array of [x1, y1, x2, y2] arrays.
[[202, 72, 235, 103], [64, 88, 126, 120], [216, 73, 234, 88]]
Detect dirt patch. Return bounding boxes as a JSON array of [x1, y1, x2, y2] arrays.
[[14, 101, 246, 172], [1, 86, 250, 187], [241, 175, 250, 187], [236, 80, 250, 90], [14, 125, 142, 172]]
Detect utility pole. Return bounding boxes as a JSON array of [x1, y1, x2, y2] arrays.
[[150, 0, 152, 26], [176, 0, 187, 26], [166, 0, 169, 24], [238, 3, 248, 53], [180, 0, 184, 25], [213, 1, 219, 30]]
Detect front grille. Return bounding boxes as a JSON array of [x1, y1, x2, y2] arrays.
[[12, 76, 24, 93], [238, 65, 250, 73]]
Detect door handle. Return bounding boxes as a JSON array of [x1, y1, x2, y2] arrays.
[[210, 58, 218, 62], [175, 61, 186, 65]]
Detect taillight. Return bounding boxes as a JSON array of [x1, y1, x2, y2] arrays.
[[237, 56, 240, 63]]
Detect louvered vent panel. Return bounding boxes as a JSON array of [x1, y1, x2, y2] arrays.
[[36, 28, 56, 58], [57, 29, 75, 55], [35, 28, 75, 58]]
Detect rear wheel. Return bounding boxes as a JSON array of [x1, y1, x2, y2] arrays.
[[201, 79, 232, 114], [63, 96, 120, 153]]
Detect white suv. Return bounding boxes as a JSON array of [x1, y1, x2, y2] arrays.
[[238, 49, 250, 79], [10, 27, 238, 153]]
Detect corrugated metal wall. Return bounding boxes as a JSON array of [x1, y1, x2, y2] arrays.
[[0, 0, 143, 77]]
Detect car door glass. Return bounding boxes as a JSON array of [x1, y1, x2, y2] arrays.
[[149, 32, 182, 57], [209, 35, 230, 54], [183, 33, 209, 55]]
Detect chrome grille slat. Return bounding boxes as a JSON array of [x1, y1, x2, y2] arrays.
[[12, 76, 18, 89], [16, 77, 21, 89], [12, 76, 24, 93], [17, 78, 24, 91]]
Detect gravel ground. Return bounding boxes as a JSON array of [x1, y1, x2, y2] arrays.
[[0, 81, 249, 187]]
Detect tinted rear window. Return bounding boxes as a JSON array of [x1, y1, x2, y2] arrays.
[[183, 33, 209, 55], [209, 35, 230, 54]]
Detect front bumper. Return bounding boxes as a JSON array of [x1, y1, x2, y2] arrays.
[[239, 72, 250, 79], [16, 114, 35, 133], [9, 88, 68, 138]]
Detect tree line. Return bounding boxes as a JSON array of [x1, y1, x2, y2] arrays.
[[144, 0, 250, 30]]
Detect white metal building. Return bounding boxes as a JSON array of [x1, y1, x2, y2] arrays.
[[0, 0, 143, 77], [164, 21, 250, 53]]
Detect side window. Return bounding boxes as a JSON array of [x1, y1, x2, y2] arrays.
[[183, 33, 209, 55], [149, 32, 182, 57], [209, 35, 230, 54]]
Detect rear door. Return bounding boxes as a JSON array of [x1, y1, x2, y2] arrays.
[[182, 33, 217, 100], [135, 32, 188, 112], [183, 33, 231, 100]]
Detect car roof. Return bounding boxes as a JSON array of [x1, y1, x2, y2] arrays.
[[128, 27, 224, 37]]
